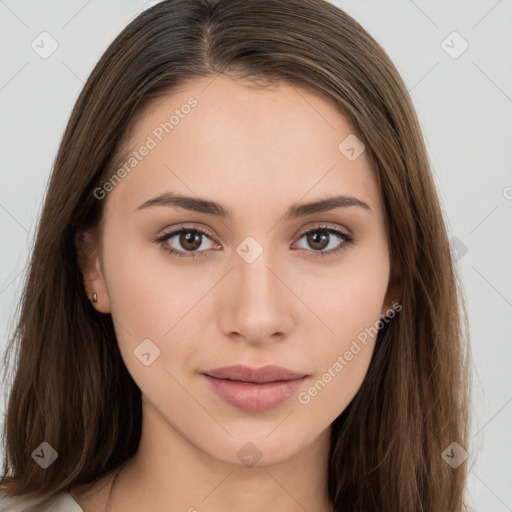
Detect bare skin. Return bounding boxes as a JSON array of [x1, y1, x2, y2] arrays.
[[72, 74, 400, 512]]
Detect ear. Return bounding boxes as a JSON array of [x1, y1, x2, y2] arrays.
[[75, 229, 111, 314], [380, 262, 402, 318]]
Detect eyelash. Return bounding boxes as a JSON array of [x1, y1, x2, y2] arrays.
[[155, 224, 354, 260]]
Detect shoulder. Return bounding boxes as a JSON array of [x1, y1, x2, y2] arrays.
[[0, 486, 83, 512]]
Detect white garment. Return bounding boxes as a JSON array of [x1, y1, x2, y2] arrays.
[[0, 489, 83, 512]]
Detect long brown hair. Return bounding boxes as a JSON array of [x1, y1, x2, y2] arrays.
[[1, 0, 471, 510]]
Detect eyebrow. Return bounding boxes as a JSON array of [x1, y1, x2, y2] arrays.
[[134, 191, 372, 219]]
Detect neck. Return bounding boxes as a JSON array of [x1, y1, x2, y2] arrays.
[[106, 400, 333, 512]]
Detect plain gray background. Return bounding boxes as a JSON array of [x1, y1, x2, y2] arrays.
[[1, 1, 511, 510]]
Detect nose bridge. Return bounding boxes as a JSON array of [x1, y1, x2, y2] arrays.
[[239, 252, 277, 302], [234, 233, 275, 288], [220, 238, 293, 342], [236, 242, 281, 312]]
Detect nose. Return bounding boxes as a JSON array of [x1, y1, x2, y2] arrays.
[[217, 248, 295, 346]]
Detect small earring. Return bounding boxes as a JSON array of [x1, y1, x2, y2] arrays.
[[92, 292, 98, 303]]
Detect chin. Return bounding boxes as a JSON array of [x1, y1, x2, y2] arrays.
[[202, 429, 316, 469]]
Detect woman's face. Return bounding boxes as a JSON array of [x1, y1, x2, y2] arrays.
[[83, 74, 398, 466]]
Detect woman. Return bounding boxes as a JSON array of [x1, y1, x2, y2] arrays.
[[0, 0, 471, 510]]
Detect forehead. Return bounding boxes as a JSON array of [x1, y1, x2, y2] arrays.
[[105, 75, 382, 220]]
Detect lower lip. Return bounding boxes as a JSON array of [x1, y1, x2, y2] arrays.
[[202, 374, 308, 412]]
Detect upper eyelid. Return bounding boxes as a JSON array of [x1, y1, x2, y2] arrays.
[[295, 223, 351, 238], [158, 225, 216, 242]]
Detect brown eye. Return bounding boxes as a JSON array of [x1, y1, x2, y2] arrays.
[[156, 226, 218, 258], [305, 230, 330, 251], [294, 225, 353, 257], [179, 231, 203, 251]]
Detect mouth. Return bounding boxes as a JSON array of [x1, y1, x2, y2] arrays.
[[201, 364, 308, 412]]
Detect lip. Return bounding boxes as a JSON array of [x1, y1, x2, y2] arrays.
[[202, 364, 308, 412]]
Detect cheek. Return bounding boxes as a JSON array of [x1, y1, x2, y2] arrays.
[[103, 248, 193, 412], [104, 235, 201, 336], [300, 243, 389, 412], [305, 241, 389, 345], [297, 287, 385, 421], [102, 238, 212, 387]]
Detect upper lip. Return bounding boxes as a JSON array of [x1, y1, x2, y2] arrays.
[[203, 364, 307, 383]]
